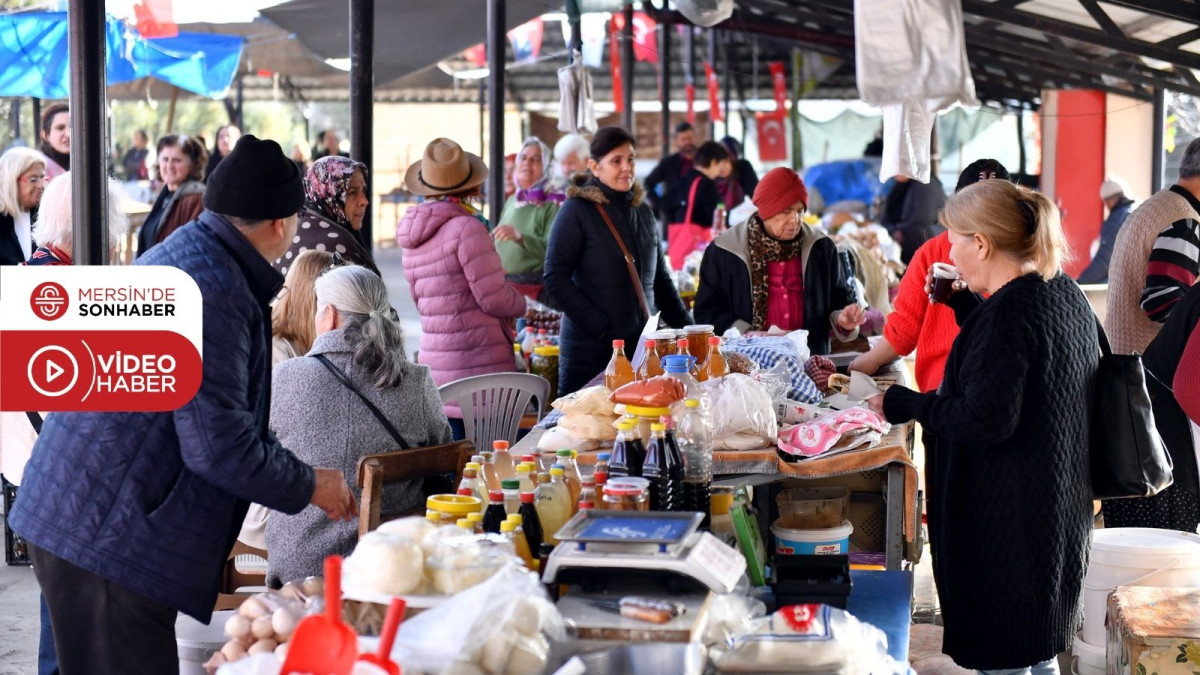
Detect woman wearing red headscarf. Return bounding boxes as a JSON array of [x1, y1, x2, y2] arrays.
[[695, 167, 864, 355]]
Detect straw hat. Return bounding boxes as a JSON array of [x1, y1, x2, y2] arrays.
[[404, 138, 489, 197]]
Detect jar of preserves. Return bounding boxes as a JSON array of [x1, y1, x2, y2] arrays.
[[531, 346, 560, 402], [651, 330, 678, 359], [602, 478, 650, 511], [685, 324, 715, 364]]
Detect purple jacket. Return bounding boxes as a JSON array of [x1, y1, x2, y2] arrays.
[[397, 200, 525, 415]]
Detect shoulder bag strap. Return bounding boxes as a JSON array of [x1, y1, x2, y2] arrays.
[[683, 176, 702, 226], [314, 354, 410, 450], [592, 202, 650, 321], [25, 412, 43, 435], [1094, 315, 1113, 358]]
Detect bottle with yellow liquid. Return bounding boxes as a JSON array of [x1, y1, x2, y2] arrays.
[[556, 449, 583, 506], [536, 468, 571, 543], [635, 338, 663, 380], [604, 339, 635, 391], [501, 518, 536, 569], [515, 462, 537, 495], [492, 440, 516, 480]]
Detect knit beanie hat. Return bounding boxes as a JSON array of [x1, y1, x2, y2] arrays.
[[203, 135, 304, 220], [752, 167, 808, 220]]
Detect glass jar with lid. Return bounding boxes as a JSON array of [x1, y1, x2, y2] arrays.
[[531, 346, 560, 402], [602, 477, 650, 511], [685, 324, 715, 364]]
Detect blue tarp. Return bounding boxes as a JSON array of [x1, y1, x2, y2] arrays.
[[802, 159, 885, 207], [0, 12, 243, 99]]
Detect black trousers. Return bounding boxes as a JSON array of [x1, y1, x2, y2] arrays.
[[29, 544, 178, 675]]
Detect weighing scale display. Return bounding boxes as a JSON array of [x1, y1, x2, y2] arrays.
[[574, 517, 693, 542]]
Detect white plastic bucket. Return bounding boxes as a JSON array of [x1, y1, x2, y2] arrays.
[[1072, 635, 1104, 675], [771, 520, 853, 555], [177, 610, 233, 675], [1081, 528, 1200, 645]]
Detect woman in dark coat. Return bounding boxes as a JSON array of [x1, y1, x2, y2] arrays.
[[544, 126, 692, 396], [1102, 282, 1200, 532], [136, 134, 207, 257], [694, 167, 864, 355], [867, 179, 1098, 672]]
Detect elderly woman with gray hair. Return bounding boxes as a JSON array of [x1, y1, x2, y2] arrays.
[[0, 147, 47, 265], [495, 136, 564, 304], [24, 169, 128, 265], [266, 264, 452, 586]]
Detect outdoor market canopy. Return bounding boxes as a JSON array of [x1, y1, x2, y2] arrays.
[[0, 11, 243, 99]]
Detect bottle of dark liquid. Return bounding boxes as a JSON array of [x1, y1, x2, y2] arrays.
[[643, 423, 675, 511], [481, 490, 507, 534], [660, 415, 685, 509], [610, 420, 634, 478], [676, 400, 713, 525], [517, 492, 544, 563]]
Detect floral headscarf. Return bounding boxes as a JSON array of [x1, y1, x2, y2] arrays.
[[514, 137, 565, 206], [304, 155, 368, 229]]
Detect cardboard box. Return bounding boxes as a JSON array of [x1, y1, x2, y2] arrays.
[[1107, 586, 1200, 675]]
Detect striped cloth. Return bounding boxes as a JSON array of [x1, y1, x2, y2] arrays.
[[1141, 218, 1200, 323], [722, 336, 823, 403]]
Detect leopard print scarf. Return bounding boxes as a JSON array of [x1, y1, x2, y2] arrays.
[[747, 213, 804, 330]]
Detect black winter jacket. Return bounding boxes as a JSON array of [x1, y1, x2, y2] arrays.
[[544, 175, 692, 395], [0, 211, 34, 265], [644, 152, 693, 217], [665, 169, 720, 227], [694, 219, 857, 355], [883, 274, 1098, 669]]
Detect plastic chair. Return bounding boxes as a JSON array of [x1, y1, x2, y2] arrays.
[[438, 373, 550, 454], [355, 440, 474, 538], [214, 540, 268, 610]]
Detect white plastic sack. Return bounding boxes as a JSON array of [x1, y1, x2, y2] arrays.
[[702, 373, 778, 451], [537, 425, 601, 453], [557, 56, 598, 135], [551, 385, 615, 416], [879, 100, 941, 184], [675, 0, 734, 28]]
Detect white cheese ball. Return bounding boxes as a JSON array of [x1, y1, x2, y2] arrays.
[[347, 531, 423, 595]]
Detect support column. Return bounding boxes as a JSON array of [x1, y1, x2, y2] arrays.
[[350, 0, 375, 251], [1016, 108, 1027, 179], [707, 29, 717, 139], [10, 99, 19, 143], [32, 98, 40, 142], [1152, 87, 1166, 192], [68, 0, 107, 265], [487, 0, 506, 223], [236, 74, 245, 131], [659, 15, 671, 161], [723, 34, 732, 139], [621, 3, 634, 131]]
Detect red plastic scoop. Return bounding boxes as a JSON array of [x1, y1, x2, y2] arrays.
[[358, 597, 406, 674], [282, 555, 358, 674]]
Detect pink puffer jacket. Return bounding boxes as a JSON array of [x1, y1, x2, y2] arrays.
[[397, 200, 525, 416]]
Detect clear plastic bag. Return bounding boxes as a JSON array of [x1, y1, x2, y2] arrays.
[[675, 0, 734, 27], [701, 373, 778, 451], [710, 603, 908, 673], [551, 386, 616, 416], [390, 564, 567, 674]]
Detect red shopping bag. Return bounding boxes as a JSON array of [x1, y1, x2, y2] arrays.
[[667, 177, 713, 270]]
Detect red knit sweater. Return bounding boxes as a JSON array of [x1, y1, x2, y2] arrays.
[[883, 232, 960, 392], [1176, 324, 1200, 424]]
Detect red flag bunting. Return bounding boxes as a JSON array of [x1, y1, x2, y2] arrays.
[[611, 11, 659, 63], [757, 113, 788, 162], [508, 18, 544, 64], [705, 61, 723, 123], [463, 44, 487, 67], [769, 61, 787, 119], [610, 17, 623, 113], [685, 82, 696, 125], [133, 0, 178, 39]]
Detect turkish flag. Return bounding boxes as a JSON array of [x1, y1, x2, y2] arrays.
[[769, 61, 788, 118], [757, 113, 787, 162], [612, 11, 658, 62], [463, 44, 487, 67], [611, 17, 623, 113], [685, 82, 696, 125], [705, 61, 723, 122], [133, 0, 178, 39]]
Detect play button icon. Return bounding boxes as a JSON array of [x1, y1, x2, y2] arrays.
[[27, 345, 79, 398]]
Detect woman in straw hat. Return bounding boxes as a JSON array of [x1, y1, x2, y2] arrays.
[[397, 138, 526, 434]]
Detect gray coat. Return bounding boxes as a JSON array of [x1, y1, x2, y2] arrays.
[[266, 329, 452, 586]]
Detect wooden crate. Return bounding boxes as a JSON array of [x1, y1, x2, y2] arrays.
[[1107, 586, 1200, 675]]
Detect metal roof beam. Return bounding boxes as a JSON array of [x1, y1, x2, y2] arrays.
[[962, 0, 1200, 72], [1163, 26, 1200, 48], [1099, 0, 1200, 25], [1076, 0, 1124, 38]]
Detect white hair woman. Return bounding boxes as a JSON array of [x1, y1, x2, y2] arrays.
[[26, 170, 128, 265], [550, 133, 590, 191], [0, 147, 47, 265], [266, 264, 452, 585]]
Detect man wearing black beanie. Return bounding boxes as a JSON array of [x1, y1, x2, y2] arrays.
[[11, 136, 357, 673]]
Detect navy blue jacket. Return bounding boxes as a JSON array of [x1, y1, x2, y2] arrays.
[[10, 211, 315, 622], [1077, 196, 1135, 284]]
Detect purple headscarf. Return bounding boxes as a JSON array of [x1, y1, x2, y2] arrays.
[[304, 155, 368, 229]]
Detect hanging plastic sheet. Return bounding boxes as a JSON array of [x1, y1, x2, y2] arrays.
[[0, 12, 243, 100], [854, 0, 978, 182], [557, 52, 598, 135]]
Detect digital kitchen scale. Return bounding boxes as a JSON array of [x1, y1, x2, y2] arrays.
[[544, 510, 747, 594]]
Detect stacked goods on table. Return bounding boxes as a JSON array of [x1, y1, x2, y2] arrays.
[[206, 577, 322, 669]]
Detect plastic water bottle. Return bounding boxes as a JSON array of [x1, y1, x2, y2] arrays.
[[676, 399, 713, 523]]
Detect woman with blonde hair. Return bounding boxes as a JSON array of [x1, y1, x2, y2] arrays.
[[867, 179, 1098, 673], [272, 249, 336, 363]]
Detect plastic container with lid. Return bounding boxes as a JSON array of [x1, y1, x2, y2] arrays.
[[602, 477, 650, 511], [515, 462, 537, 494], [501, 519, 536, 569], [556, 449, 583, 505], [531, 346, 560, 402], [482, 491, 507, 533], [466, 511, 484, 533], [492, 440, 515, 480], [651, 329, 679, 360], [456, 518, 475, 531], [426, 494, 483, 525], [594, 452, 611, 489]]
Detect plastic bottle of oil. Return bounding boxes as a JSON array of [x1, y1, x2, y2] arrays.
[[492, 440, 516, 480], [556, 449, 583, 505], [604, 339, 635, 391], [501, 518, 536, 569]]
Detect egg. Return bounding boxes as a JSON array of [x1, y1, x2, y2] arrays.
[[251, 614, 275, 640], [238, 596, 268, 620], [272, 607, 298, 639], [278, 581, 305, 602], [504, 634, 548, 675], [275, 642, 290, 660], [301, 576, 324, 597], [479, 629, 513, 674], [247, 638, 277, 655], [220, 640, 247, 662], [224, 613, 251, 639]]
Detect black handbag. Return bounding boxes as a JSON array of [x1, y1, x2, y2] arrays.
[[1090, 316, 1174, 500]]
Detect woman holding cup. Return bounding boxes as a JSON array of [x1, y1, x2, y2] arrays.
[[851, 159, 1010, 391], [865, 179, 1098, 672]]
